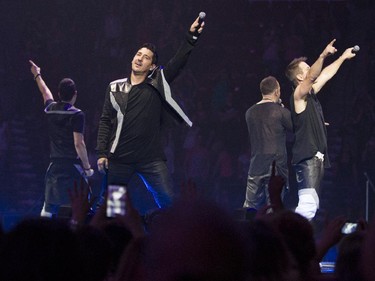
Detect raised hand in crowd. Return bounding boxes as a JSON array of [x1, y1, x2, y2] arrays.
[[68, 178, 92, 226], [253, 161, 286, 220], [254, 204, 274, 220], [113, 190, 146, 238], [268, 160, 286, 212], [315, 215, 368, 264], [314, 215, 347, 268], [89, 188, 145, 238]]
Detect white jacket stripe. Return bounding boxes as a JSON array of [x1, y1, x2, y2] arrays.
[[161, 69, 192, 127], [109, 92, 124, 153]]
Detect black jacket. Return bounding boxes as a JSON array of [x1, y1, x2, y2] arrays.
[[96, 32, 199, 159]]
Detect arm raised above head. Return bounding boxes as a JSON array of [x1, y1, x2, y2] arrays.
[[313, 46, 356, 94], [296, 39, 338, 100], [163, 15, 206, 83], [29, 60, 54, 104]]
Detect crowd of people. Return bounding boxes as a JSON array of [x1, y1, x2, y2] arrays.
[[0, 174, 375, 281]]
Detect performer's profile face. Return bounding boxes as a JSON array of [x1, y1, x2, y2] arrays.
[[298, 61, 310, 80], [131, 48, 155, 73]]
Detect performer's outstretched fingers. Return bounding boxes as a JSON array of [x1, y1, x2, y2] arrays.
[[329, 38, 336, 46]]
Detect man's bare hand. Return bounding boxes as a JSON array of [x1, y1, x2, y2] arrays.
[[190, 15, 205, 35], [97, 157, 108, 174], [321, 39, 337, 58], [341, 47, 357, 60], [29, 60, 41, 77]]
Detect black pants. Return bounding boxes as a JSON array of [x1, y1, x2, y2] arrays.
[[243, 162, 288, 210], [293, 156, 324, 220], [108, 160, 174, 208], [42, 161, 83, 216], [294, 156, 324, 194]]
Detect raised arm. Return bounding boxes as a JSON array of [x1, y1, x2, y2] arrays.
[[295, 39, 337, 100], [313, 47, 356, 94], [163, 15, 205, 83], [190, 14, 205, 37], [29, 60, 54, 104]]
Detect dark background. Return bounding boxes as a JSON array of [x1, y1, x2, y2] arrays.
[[1, 0, 375, 229]]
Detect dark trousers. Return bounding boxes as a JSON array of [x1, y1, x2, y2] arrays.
[[42, 161, 83, 216], [294, 156, 324, 194], [293, 156, 324, 220], [108, 160, 174, 208], [243, 173, 271, 209], [243, 162, 288, 210]]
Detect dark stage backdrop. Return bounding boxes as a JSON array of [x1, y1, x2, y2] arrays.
[[1, 0, 374, 229]]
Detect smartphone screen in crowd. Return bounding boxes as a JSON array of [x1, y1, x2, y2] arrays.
[[341, 222, 358, 234], [106, 184, 127, 217]]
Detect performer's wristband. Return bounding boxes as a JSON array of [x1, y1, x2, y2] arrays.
[[84, 168, 94, 177], [34, 73, 41, 80]]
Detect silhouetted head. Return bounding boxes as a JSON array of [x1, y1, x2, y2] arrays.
[[260, 76, 279, 96], [144, 199, 250, 281], [267, 210, 316, 278], [58, 78, 77, 102], [0, 218, 81, 281]]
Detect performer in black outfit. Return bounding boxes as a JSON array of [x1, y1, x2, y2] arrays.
[[30, 60, 94, 217], [96, 16, 205, 208], [243, 76, 292, 210], [285, 40, 356, 220]]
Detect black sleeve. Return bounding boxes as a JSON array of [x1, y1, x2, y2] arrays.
[[71, 111, 85, 134], [163, 32, 199, 83], [44, 99, 54, 107], [96, 85, 115, 159]]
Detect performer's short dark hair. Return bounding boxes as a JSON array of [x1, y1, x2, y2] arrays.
[[260, 76, 279, 96], [58, 78, 76, 101], [285, 57, 307, 85]]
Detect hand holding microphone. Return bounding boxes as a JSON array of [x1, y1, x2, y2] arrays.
[[351, 45, 360, 53], [197, 11, 206, 30], [341, 45, 359, 60], [191, 12, 206, 39]]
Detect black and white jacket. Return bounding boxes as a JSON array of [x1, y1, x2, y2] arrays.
[[96, 32, 200, 159]]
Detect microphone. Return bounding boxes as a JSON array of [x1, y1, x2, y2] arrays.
[[197, 11, 206, 29], [351, 45, 360, 53], [193, 12, 206, 39]]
